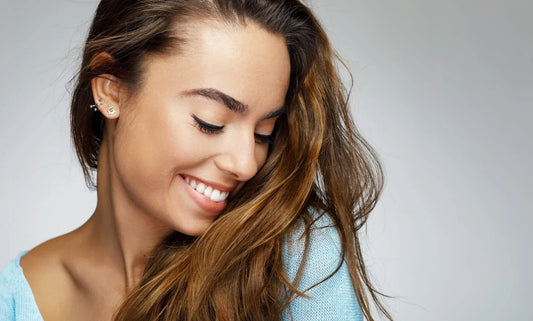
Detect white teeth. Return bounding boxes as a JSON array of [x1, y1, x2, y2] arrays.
[[210, 189, 220, 202], [204, 186, 213, 197], [196, 183, 206, 193], [183, 176, 229, 202]]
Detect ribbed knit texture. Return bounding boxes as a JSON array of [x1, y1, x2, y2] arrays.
[[0, 213, 362, 320], [282, 212, 363, 320], [0, 251, 43, 321]]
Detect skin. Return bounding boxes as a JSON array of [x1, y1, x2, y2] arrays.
[[20, 20, 291, 321]]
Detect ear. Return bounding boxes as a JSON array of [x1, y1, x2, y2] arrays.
[[90, 52, 122, 119]]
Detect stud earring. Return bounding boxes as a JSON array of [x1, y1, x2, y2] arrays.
[[107, 105, 117, 116], [90, 98, 103, 111]]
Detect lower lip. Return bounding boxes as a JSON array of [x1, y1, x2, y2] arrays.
[[179, 175, 228, 214]]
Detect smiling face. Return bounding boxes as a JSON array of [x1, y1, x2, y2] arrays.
[[107, 21, 291, 236]]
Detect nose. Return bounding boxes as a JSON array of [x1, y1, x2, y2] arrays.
[[214, 134, 259, 182]]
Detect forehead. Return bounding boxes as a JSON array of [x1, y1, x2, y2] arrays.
[[140, 20, 291, 112]]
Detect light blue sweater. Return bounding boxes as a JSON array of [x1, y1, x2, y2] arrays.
[[0, 214, 363, 320]]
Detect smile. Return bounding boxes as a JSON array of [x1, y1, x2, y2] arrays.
[[183, 176, 229, 203]]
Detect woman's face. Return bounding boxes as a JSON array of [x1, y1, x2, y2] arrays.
[[110, 21, 291, 236]]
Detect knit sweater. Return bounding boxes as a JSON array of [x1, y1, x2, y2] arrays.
[[0, 214, 363, 320]]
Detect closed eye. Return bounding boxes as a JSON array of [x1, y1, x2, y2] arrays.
[[192, 114, 223, 134], [255, 133, 274, 145], [193, 114, 275, 144]]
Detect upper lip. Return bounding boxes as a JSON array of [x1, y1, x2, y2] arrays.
[[181, 174, 235, 192]]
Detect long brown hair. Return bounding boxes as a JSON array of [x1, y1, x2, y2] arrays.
[[70, 0, 392, 320]]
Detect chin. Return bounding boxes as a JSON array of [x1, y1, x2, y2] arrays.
[[173, 217, 214, 237]]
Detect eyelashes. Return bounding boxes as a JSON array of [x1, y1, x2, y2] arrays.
[[192, 114, 274, 144], [254, 133, 274, 145], [192, 114, 223, 134]]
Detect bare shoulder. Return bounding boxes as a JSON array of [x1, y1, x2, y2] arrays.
[[20, 227, 125, 321], [20, 231, 78, 283], [20, 231, 82, 320]]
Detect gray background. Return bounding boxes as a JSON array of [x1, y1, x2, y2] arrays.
[[1, 1, 531, 320]]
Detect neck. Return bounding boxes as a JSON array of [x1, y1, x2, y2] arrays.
[[81, 137, 172, 293]]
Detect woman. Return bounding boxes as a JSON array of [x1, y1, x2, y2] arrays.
[[0, 0, 391, 320]]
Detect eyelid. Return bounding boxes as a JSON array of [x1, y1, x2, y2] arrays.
[[192, 114, 224, 134], [255, 117, 280, 145], [192, 113, 275, 144], [255, 133, 274, 145]]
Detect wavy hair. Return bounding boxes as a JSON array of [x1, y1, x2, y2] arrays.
[[70, 0, 392, 320]]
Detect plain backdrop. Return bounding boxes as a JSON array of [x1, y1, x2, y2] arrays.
[[1, 1, 532, 320]]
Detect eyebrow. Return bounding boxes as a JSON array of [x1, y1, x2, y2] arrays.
[[181, 87, 285, 119], [182, 88, 247, 114]]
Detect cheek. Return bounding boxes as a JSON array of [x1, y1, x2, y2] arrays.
[[113, 105, 214, 187], [112, 107, 178, 187], [112, 117, 165, 194], [256, 145, 269, 169]]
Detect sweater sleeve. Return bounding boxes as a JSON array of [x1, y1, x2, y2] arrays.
[[0, 252, 44, 321], [282, 212, 363, 321], [0, 258, 17, 321]]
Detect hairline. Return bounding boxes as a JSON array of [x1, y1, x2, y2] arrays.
[[125, 14, 286, 101]]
